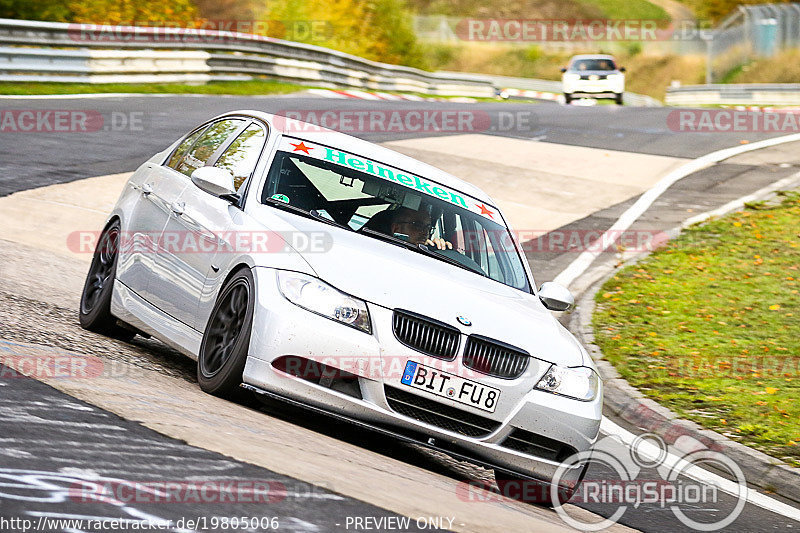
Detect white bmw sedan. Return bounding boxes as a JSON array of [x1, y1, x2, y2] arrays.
[[80, 111, 602, 503]]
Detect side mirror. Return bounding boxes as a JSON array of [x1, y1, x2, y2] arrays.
[[191, 166, 236, 197], [619, 67, 626, 72], [538, 282, 574, 311], [560, 67, 567, 73]]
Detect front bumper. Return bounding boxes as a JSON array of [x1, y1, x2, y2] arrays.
[[244, 267, 602, 484], [562, 79, 624, 97]]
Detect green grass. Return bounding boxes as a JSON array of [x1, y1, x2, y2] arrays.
[[728, 49, 800, 84], [0, 80, 307, 96], [593, 191, 800, 467], [578, 0, 669, 20], [0, 80, 506, 102]]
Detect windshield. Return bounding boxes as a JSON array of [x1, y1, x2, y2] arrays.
[[570, 58, 616, 71], [260, 138, 531, 292]]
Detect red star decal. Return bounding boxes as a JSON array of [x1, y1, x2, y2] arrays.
[[476, 203, 494, 218], [290, 141, 312, 154]]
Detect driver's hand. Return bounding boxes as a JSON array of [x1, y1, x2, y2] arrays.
[[425, 237, 453, 250]]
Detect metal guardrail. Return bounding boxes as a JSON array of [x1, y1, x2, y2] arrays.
[[0, 17, 663, 104], [0, 46, 214, 83], [666, 84, 800, 106], [0, 18, 495, 96]]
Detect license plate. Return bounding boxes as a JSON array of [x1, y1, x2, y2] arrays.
[[400, 361, 501, 413]]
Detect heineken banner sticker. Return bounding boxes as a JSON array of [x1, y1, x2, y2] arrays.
[[281, 137, 499, 223]]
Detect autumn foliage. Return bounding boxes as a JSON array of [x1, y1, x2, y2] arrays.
[[0, 0, 426, 69], [0, 0, 197, 25]]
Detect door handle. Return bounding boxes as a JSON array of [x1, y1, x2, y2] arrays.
[[170, 201, 185, 216]]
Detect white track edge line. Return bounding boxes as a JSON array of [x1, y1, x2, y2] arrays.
[[600, 417, 800, 522], [571, 135, 800, 520], [554, 132, 800, 288]]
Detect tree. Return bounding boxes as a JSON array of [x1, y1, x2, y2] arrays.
[[0, 0, 197, 25]]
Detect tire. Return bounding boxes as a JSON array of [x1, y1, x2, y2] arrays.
[[197, 267, 255, 398], [494, 462, 588, 507], [615, 93, 624, 105], [79, 220, 135, 340], [563, 93, 572, 104]]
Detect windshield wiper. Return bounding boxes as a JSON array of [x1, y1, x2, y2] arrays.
[[360, 227, 488, 278], [263, 198, 352, 231]]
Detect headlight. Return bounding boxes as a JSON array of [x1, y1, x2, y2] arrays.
[[607, 74, 623, 81], [277, 271, 371, 334], [535, 365, 599, 401], [563, 73, 580, 82]]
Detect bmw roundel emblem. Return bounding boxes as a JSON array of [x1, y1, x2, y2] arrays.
[[457, 316, 472, 327]]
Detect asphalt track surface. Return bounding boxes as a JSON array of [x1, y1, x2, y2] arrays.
[[0, 367, 427, 533], [0, 95, 784, 197], [1, 93, 799, 532]]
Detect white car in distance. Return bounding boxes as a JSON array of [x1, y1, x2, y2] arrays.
[[561, 54, 626, 105]]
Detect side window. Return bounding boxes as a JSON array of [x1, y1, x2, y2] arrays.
[[461, 218, 487, 267], [463, 218, 500, 276], [166, 127, 206, 169], [175, 119, 245, 177], [215, 123, 267, 190], [474, 219, 525, 288]]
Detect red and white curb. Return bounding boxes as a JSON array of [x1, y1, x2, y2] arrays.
[[305, 88, 469, 102], [498, 88, 561, 102], [727, 105, 800, 113]]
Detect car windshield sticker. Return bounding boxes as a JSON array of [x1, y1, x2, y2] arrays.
[[279, 137, 500, 223], [289, 141, 312, 154], [270, 193, 290, 203]]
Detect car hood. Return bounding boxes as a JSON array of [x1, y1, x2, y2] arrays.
[[256, 210, 586, 367]]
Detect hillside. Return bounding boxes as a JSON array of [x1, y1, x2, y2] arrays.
[[407, 0, 669, 21], [675, 0, 795, 24], [427, 43, 706, 99]]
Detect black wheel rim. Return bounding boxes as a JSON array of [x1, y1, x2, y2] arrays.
[[201, 279, 249, 378], [81, 226, 119, 315]]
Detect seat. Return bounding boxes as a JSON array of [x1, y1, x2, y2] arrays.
[[360, 208, 395, 235]]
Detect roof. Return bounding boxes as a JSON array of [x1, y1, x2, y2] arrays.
[[569, 54, 616, 60], [216, 110, 494, 205]]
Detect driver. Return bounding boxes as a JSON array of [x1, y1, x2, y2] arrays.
[[389, 207, 452, 250]]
